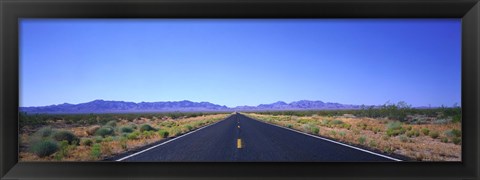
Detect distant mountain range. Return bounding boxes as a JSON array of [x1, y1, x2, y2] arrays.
[[20, 99, 363, 114]]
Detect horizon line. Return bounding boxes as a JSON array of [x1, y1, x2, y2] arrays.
[[19, 99, 461, 109]]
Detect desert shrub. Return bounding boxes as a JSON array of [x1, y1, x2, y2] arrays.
[[105, 120, 117, 127], [286, 124, 293, 128], [338, 131, 346, 138], [119, 126, 134, 133], [103, 136, 114, 142], [94, 136, 103, 143], [429, 131, 440, 139], [90, 144, 101, 159], [297, 119, 310, 124], [441, 137, 449, 143], [358, 136, 366, 145], [142, 131, 155, 138], [139, 124, 157, 132], [159, 121, 176, 128], [95, 127, 115, 137], [330, 130, 337, 137], [387, 121, 402, 130], [127, 131, 140, 140], [158, 130, 169, 138], [186, 125, 194, 131], [386, 121, 406, 137], [120, 137, 128, 150], [30, 139, 58, 157], [303, 124, 319, 134], [52, 130, 79, 145], [444, 129, 461, 138], [81, 139, 93, 146], [372, 127, 381, 134], [452, 114, 461, 123], [330, 120, 344, 125], [421, 128, 430, 135], [452, 137, 462, 145], [128, 123, 138, 129], [35, 126, 54, 138], [399, 135, 409, 143], [357, 123, 368, 130], [54, 140, 70, 160], [369, 140, 377, 147], [321, 119, 330, 126], [406, 129, 419, 137], [169, 127, 182, 136], [342, 123, 351, 130]]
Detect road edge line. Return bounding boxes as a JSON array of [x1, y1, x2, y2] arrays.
[[244, 114, 403, 162], [116, 114, 233, 161]]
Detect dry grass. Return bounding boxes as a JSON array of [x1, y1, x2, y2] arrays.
[[19, 113, 229, 161], [245, 113, 461, 161]]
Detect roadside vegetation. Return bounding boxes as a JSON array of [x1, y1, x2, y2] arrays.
[[19, 112, 229, 161], [244, 102, 461, 161]]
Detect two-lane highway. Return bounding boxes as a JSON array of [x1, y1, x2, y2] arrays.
[[118, 113, 400, 162]]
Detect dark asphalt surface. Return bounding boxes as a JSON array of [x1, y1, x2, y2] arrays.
[[121, 113, 398, 162]]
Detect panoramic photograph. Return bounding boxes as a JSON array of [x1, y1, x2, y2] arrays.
[[19, 19, 461, 162]]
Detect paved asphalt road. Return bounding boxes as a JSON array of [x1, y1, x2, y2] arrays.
[[120, 113, 400, 162]]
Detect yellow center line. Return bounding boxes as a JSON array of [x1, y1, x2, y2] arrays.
[[237, 139, 243, 149]]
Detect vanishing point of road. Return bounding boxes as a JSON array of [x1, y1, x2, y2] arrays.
[[116, 113, 401, 162]]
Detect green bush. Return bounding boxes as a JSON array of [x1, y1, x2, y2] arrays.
[[128, 123, 138, 129], [54, 140, 70, 160], [142, 131, 155, 138], [139, 124, 157, 132], [120, 126, 134, 133], [286, 124, 293, 128], [342, 123, 352, 130], [35, 126, 54, 138], [95, 127, 115, 137], [421, 128, 430, 135], [330, 130, 337, 137], [81, 139, 93, 146], [90, 144, 101, 159], [358, 136, 366, 145], [303, 124, 319, 134], [105, 120, 117, 127], [399, 135, 409, 143], [369, 140, 377, 147], [406, 129, 419, 137], [429, 131, 440, 139], [103, 136, 114, 142], [385, 121, 406, 137], [444, 129, 461, 138], [452, 137, 462, 145], [310, 126, 320, 134], [94, 136, 103, 143], [120, 137, 128, 150], [52, 130, 79, 145], [441, 137, 449, 143], [30, 139, 58, 157], [158, 130, 169, 138], [330, 120, 344, 125], [186, 125, 194, 131], [127, 132, 140, 140], [339, 131, 346, 138], [386, 121, 402, 130]]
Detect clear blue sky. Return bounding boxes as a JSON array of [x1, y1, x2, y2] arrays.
[[20, 19, 461, 107]]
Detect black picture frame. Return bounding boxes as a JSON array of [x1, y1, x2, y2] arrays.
[[1, 0, 479, 179]]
